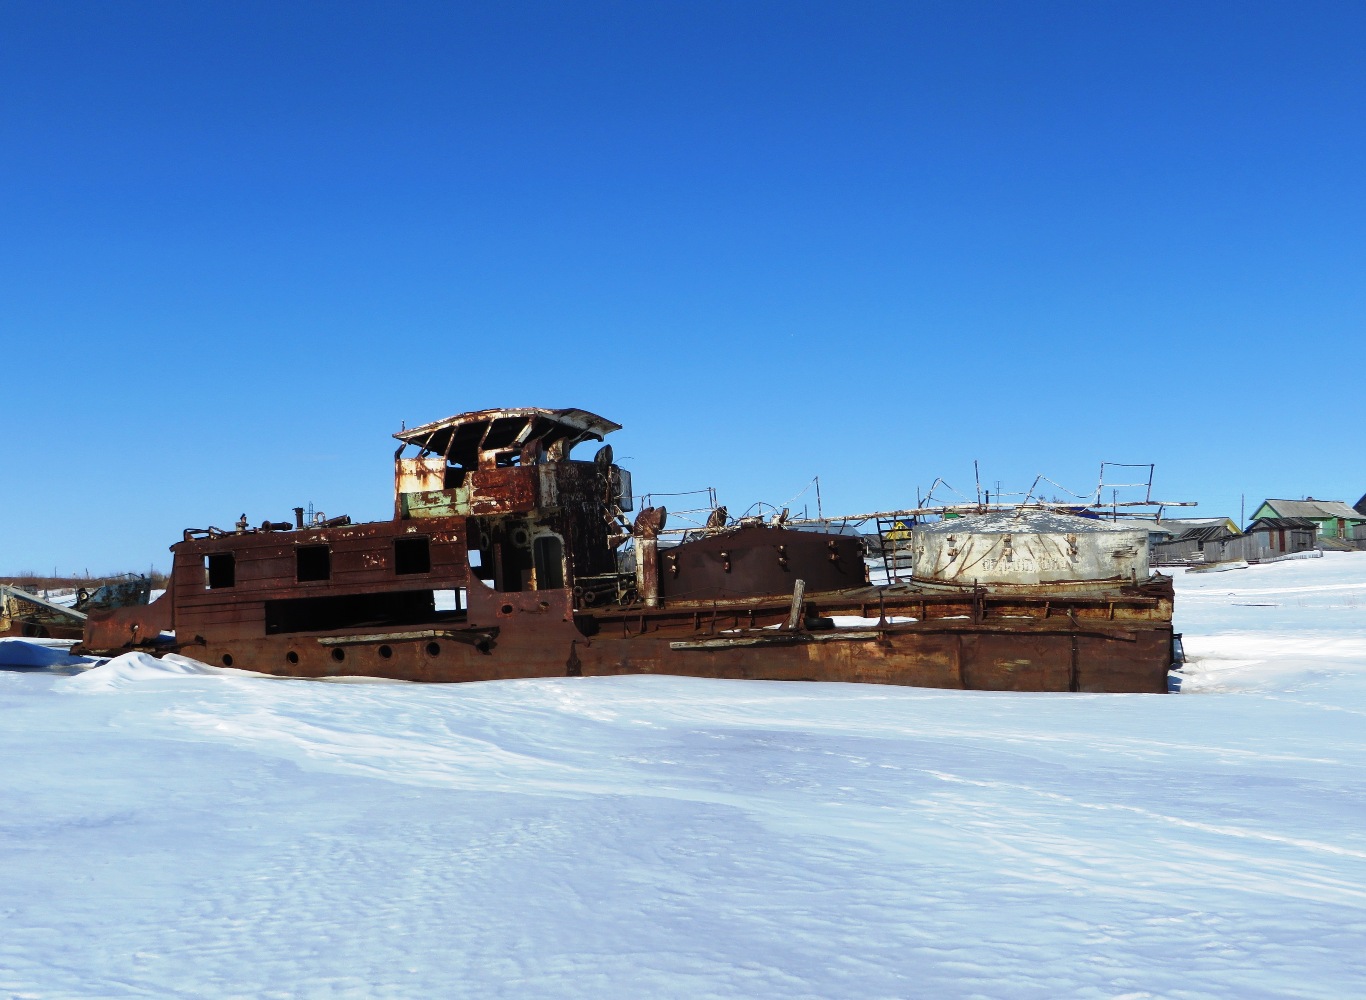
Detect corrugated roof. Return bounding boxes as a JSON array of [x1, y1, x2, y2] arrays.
[[1176, 525, 1238, 543], [1258, 499, 1366, 521], [1247, 517, 1318, 531], [1127, 517, 1237, 539]]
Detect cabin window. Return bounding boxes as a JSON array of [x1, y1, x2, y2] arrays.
[[206, 552, 235, 589], [394, 537, 431, 575], [265, 589, 436, 634], [467, 546, 493, 583], [296, 545, 331, 582]]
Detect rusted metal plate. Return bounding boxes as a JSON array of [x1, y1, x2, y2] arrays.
[[400, 467, 544, 519], [395, 456, 446, 495], [79, 591, 174, 652], [660, 525, 866, 601]]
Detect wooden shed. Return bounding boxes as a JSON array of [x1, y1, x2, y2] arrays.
[[1243, 517, 1318, 558]]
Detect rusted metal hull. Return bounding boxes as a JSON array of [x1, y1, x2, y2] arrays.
[[170, 620, 1169, 693], [86, 574, 1173, 694]]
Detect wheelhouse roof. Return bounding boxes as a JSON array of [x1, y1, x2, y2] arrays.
[[394, 408, 621, 465]]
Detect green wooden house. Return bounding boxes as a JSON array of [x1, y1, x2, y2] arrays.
[[1248, 498, 1366, 539]]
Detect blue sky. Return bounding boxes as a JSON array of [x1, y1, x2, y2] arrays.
[[3, 2, 1364, 573]]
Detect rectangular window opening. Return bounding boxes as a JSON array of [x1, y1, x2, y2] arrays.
[[296, 545, 331, 582], [394, 536, 432, 575], [533, 535, 565, 590], [264, 589, 457, 635], [206, 552, 235, 589]]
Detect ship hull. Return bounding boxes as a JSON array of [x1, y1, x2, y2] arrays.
[[164, 623, 1170, 694], [81, 569, 1174, 694]]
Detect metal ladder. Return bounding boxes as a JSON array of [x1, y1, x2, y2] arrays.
[[875, 515, 916, 584]]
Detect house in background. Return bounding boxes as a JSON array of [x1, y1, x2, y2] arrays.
[[1151, 515, 1321, 565], [1243, 517, 1319, 558], [1149, 520, 1243, 565], [1248, 499, 1366, 542], [1131, 516, 1240, 550]]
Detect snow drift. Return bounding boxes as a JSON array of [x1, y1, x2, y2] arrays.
[[2, 554, 1365, 998]]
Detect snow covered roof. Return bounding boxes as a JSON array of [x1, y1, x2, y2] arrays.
[[920, 510, 1141, 535], [1258, 499, 1366, 522]]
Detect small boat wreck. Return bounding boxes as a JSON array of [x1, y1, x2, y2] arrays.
[[78, 408, 1175, 692], [1, 585, 87, 640], [2, 575, 152, 640]]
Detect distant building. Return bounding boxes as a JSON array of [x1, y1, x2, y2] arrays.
[[1150, 514, 1323, 565], [1163, 516, 1241, 537], [1243, 517, 1318, 558], [1132, 516, 1239, 549], [1149, 519, 1243, 566], [1248, 499, 1366, 540]]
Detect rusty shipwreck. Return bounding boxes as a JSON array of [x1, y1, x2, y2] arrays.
[[2, 575, 152, 640], [79, 407, 1176, 692]]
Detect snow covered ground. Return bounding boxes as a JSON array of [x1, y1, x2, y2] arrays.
[[3, 555, 1365, 999]]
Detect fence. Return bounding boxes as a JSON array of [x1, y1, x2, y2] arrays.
[[1151, 531, 1320, 566]]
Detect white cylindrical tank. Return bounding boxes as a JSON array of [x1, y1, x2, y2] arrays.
[[913, 510, 1149, 587]]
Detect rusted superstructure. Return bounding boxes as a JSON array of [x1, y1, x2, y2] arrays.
[[80, 407, 1175, 692]]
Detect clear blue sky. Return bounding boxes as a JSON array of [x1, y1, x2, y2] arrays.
[[3, 2, 1363, 573]]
